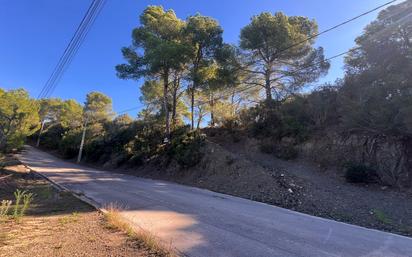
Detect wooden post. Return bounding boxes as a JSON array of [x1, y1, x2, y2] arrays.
[[77, 117, 88, 163], [36, 120, 46, 147]]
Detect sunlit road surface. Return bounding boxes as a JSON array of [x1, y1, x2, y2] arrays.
[[18, 145, 412, 257]]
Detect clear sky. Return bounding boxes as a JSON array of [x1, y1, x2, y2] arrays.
[[0, 0, 401, 116]]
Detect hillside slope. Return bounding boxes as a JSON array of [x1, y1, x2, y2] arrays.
[[126, 131, 412, 237]]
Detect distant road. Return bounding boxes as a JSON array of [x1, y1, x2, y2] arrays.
[[19, 146, 412, 257]]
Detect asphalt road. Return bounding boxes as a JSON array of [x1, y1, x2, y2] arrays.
[[18, 146, 412, 257]]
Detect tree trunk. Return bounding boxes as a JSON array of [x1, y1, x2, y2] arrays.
[[265, 70, 272, 102], [171, 76, 179, 130], [231, 90, 236, 117], [210, 92, 215, 127], [163, 71, 170, 141], [191, 54, 200, 130], [197, 111, 202, 129], [191, 86, 195, 130]]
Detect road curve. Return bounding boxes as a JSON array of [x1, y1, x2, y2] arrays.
[[18, 146, 412, 257]]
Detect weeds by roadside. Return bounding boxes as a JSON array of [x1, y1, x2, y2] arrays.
[[0, 200, 12, 220], [0, 189, 34, 221], [13, 189, 34, 220], [104, 203, 176, 257], [1, 162, 151, 257], [372, 209, 393, 225], [58, 212, 79, 225]]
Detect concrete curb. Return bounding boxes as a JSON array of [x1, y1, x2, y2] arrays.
[[20, 162, 184, 256], [22, 163, 109, 214]]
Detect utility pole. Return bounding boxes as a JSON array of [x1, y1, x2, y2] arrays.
[[36, 120, 46, 147], [77, 115, 89, 163]]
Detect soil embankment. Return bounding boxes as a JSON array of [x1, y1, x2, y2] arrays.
[[125, 132, 412, 237]]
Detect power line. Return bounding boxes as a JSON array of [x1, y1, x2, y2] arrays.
[[44, 0, 107, 98], [37, 0, 402, 120], [42, 0, 106, 99], [84, 0, 400, 116], [38, 0, 106, 99], [38, 0, 99, 99], [198, 0, 403, 107], [128, 0, 401, 112], [194, 48, 359, 107], [41, 0, 103, 98], [269, 0, 399, 58], [119, 1, 404, 118], [117, 106, 143, 115]]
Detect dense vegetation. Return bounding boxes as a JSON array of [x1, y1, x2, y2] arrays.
[[1, 1, 411, 187], [0, 89, 39, 152]]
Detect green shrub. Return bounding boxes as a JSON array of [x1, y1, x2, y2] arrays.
[[81, 120, 140, 165], [345, 164, 377, 184], [279, 116, 309, 142], [40, 124, 65, 150], [130, 121, 165, 162], [59, 130, 81, 159], [83, 138, 106, 163], [239, 100, 310, 142], [0, 88, 40, 152], [240, 102, 283, 138], [168, 130, 206, 168]]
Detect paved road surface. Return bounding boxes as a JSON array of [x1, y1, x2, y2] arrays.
[[18, 146, 412, 257]]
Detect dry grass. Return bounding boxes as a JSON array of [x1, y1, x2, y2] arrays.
[[1, 162, 150, 257], [58, 212, 79, 225], [104, 203, 177, 257]]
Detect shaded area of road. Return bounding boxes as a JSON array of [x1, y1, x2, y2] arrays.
[[18, 146, 412, 257]]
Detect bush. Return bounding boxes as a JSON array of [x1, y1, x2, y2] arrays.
[[130, 121, 165, 162], [239, 102, 283, 138], [0, 88, 40, 152], [59, 130, 81, 159], [168, 130, 206, 168], [4, 134, 26, 152], [221, 118, 239, 132], [239, 100, 310, 142], [83, 139, 106, 163], [345, 164, 377, 184], [81, 120, 140, 166], [128, 155, 144, 166], [40, 124, 65, 150]]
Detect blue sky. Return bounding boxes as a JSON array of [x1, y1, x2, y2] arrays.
[[0, 0, 400, 116]]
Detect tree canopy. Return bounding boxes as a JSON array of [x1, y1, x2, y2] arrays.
[[0, 88, 39, 151], [116, 6, 193, 138], [84, 91, 114, 123], [240, 12, 330, 101], [341, 0, 412, 136]]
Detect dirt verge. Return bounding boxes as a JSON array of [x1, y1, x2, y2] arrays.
[[0, 156, 154, 257]]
